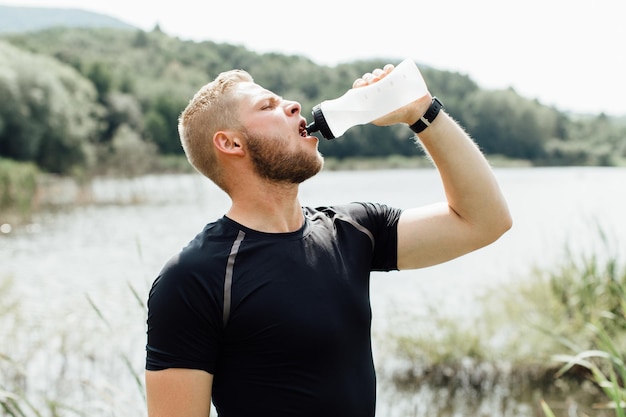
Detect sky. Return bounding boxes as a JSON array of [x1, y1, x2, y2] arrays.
[[3, 0, 626, 116]]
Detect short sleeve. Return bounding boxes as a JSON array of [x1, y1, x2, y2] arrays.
[[333, 202, 403, 271], [145, 252, 224, 374]]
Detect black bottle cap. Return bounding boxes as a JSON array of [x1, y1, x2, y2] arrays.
[[306, 105, 335, 140]]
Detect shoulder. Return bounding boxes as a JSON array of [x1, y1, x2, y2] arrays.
[[173, 217, 245, 267], [304, 203, 402, 245], [148, 218, 242, 303], [306, 203, 402, 227]]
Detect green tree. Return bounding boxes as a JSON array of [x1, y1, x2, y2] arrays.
[[463, 89, 562, 160], [0, 41, 101, 174], [144, 93, 186, 154], [87, 61, 112, 101], [3, 26, 624, 168], [101, 91, 144, 142], [561, 113, 626, 166], [104, 123, 158, 177]]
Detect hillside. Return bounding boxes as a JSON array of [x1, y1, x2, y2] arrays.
[[1, 24, 624, 171], [0, 4, 136, 33]]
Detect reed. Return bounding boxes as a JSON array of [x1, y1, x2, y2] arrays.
[[0, 272, 148, 417], [501, 228, 626, 416], [0, 159, 39, 225], [542, 244, 626, 416], [386, 227, 626, 416]]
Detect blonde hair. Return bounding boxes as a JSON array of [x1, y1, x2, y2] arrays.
[[178, 69, 253, 189]]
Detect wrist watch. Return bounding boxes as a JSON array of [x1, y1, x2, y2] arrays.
[[409, 96, 444, 134]]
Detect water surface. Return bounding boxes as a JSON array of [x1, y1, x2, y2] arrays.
[[1, 167, 625, 416]]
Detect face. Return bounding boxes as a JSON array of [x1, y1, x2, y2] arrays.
[[235, 82, 324, 184]]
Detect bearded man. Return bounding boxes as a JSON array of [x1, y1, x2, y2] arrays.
[[145, 62, 512, 417]]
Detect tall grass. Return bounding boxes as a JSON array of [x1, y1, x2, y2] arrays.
[[0, 159, 39, 225], [0, 273, 148, 417], [540, 234, 626, 416], [488, 229, 626, 415], [386, 228, 626, 416]]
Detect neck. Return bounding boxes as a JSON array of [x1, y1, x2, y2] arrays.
[[226, 181, 304, 233]]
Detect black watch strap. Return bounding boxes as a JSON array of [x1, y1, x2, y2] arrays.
[[409, 97, 444, 134]]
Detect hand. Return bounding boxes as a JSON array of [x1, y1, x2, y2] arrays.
[[352, 64, 432, 127]]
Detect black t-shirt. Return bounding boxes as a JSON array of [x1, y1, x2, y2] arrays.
[[146, 203, 402, 417]]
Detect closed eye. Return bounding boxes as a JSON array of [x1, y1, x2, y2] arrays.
[[260, 96, 281, 110]]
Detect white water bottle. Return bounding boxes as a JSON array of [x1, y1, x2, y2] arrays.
[[305, 58, 429, 139]]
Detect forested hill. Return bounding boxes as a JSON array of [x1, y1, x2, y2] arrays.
[[1, 22, 625, 176], [0, 4, 135, 33]]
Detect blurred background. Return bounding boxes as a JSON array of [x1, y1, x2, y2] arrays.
[[1, 1, 625, 416]]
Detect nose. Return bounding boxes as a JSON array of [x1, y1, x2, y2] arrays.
[[284, 100, 301, 116]]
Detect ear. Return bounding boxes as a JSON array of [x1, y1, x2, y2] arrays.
[[213, 131, 245, 156]]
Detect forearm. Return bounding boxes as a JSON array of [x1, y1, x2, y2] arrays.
[[415, 111, 512, 243], [362, 62, 512, 269]]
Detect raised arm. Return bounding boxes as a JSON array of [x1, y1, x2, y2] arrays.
[[146, 369, 213, 417], [396, 109, 512, 269], [354, 64, 512, 270]]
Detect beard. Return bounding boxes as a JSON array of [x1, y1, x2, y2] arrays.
[[244, 129, 324, 184]]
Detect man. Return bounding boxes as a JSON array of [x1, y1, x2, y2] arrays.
[[145, 62, 512, 417]]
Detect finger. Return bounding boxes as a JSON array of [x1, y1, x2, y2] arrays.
[[368, 68, 384, 82], [353, 78, 366, 88], [361, 72, 374, 83], [354, 64, 395, 88], [376, 65, 394, 81]]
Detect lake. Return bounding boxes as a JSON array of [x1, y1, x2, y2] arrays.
[[1, 166, 625, 416]]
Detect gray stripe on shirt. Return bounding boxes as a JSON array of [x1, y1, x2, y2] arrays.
[[223, 230, 245, 326]]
